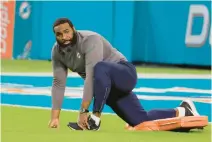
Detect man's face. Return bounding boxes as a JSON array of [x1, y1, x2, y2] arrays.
[[54, 23, 74, 47]]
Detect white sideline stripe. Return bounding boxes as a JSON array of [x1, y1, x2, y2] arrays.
[[1, 72, 211, 79], [0, 104, 115, 115]]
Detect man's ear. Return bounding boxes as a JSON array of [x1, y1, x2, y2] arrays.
[[53, 27, 56, 33]]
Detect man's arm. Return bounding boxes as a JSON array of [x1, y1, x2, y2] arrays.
[[51, 48, 68, 119], [81, 35, 104, 109]]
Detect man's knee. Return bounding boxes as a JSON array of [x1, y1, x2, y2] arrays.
[[94, 61, 110, 75]]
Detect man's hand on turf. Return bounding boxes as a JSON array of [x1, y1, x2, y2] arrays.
[[48, 109, 61, 128], [77, 112, 89, 130], [48, 118, 59, 128]]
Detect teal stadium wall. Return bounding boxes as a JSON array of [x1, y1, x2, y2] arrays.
[[13, 1, 211, 66]]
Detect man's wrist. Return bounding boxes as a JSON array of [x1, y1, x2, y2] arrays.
[[51, 109, 61, 119], [79, 108, 89, 114], [81, 101, 91, 110]]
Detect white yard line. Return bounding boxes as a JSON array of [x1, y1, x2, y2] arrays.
[[1, 72, 211, 79]]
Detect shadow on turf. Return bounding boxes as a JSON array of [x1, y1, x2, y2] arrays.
[[171, 127, 205, 133]]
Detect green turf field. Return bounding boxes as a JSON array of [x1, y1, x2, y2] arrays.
[[1, 106, 211, 142], [1, 59, 211, 74], [1, 59, 211, 142]]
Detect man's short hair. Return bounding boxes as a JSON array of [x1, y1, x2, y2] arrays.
[[53, 18, 74, 32]]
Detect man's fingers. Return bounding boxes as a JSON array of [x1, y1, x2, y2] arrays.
[[49, 122, 59, 128], [51, 125, 58, 128], [85, 121, 90, 129], [78, 123, 86, 130], [81, 119, 90, 129], [82, 122, 87, 127]]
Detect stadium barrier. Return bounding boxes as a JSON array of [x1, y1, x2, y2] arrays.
[[2, 1, 211, 66]]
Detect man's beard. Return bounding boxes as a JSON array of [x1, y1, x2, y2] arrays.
[[57, 31, 78, 47]]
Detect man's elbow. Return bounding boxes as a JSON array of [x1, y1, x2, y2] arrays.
[[52, 78, 66, 88]]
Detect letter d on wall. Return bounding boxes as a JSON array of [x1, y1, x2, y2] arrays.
[[185, 5, 209, 47]]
